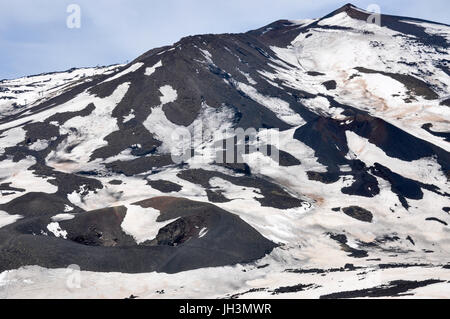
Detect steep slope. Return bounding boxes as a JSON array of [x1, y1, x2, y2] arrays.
[[0, 4, 449, 298]]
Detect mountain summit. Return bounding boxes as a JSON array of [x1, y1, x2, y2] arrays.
[[0, 4, 449, 298]]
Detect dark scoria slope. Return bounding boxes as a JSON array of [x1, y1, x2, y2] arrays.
[[89, 32, 315, 132]]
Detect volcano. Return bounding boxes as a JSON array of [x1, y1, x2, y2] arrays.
[[0, 4, 449, 298]]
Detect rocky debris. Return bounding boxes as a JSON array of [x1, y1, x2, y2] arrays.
[[322, 80, 337, 90]]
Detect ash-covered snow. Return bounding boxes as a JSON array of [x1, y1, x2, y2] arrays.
[[28, 139, 50, 152], [46, 82, 130, 172], [158, 85, 178, 104], [0, 157, 58, 204], [0, 127, 26, 155]]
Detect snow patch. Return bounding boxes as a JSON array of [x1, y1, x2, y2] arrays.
[[46, 222, 68, 239], [0, 127, 26, 155], [145, 60, 163, 76], [345, 131, 447, 185], [121, 205, 177, 244], [0, 157, 58, 204], [159, 85, 178, 104], [28, 139, 49, 151]]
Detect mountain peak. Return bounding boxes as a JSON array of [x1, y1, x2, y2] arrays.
[[341, 3, 359, 10], [324, 3, 371, 21]]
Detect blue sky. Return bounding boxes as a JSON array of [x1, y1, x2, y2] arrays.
[[1, 0, 449, 79]]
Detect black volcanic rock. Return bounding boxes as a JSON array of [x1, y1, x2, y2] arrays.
[[147, 180, 183, 193], [355, 67, 439, 100], [0, 192, 78, 218]]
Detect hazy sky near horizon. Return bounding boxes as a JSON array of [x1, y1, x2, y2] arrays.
[[1, 0, 449, 79]]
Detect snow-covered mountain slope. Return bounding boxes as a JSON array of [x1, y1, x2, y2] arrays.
[[0, 4, 449, 298], [0, 65, 122, 121]]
